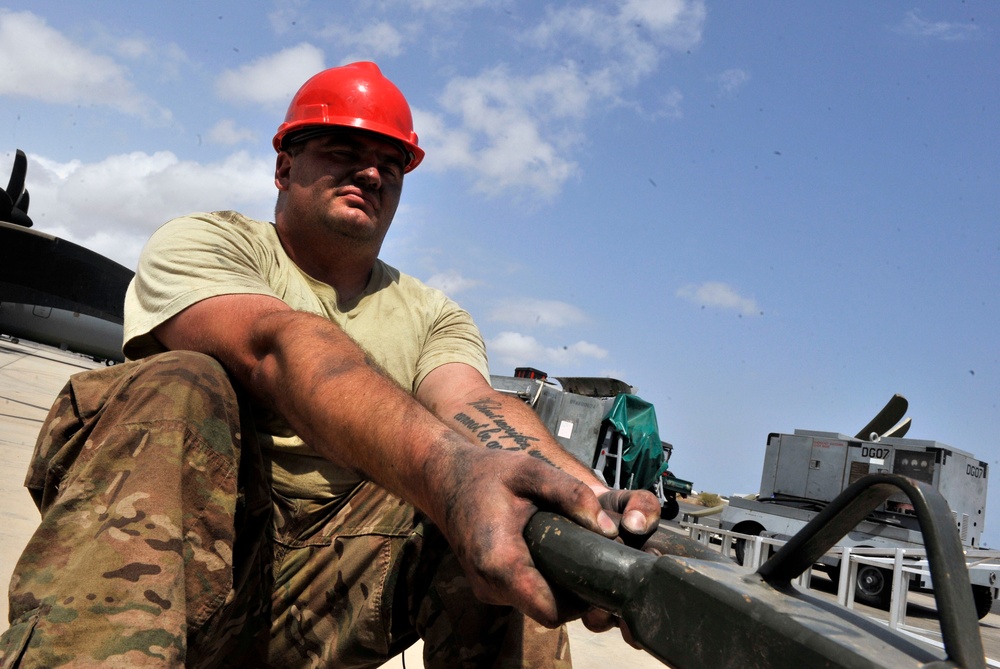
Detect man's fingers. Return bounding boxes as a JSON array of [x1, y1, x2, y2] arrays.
[[581, 608, 617, 634], [598, 489, 660, 530], [590, 488, 661, 549], [512, 463, 617, 538], [463, 542, 572, 628], [623, 508, 652, 534], [506, 567, 566, 628], [445, 462, 592, 625]]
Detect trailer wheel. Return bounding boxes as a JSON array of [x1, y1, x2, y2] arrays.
[[854, 565, 892, 610], [660, 495, 680, 521], [972, 584, 994, 620]]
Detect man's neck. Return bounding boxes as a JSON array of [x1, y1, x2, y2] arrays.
[[276, 225, 379, 304]]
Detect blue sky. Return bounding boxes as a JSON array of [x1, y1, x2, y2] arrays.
[[2, 2, 998, 544]]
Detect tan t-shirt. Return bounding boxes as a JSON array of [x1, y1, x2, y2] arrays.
[[123, 210, 489, 499]]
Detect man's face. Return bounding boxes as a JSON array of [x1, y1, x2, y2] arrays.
[[276, 131, 406, 247]]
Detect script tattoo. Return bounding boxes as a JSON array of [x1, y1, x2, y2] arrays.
[[454, 399, 555, 466]]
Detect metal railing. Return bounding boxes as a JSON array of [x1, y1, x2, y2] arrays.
[[679, 516, 1000, 633]]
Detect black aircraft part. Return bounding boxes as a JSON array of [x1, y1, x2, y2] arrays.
[[0, 223, 134, 324], [2, 149, 33, 228]]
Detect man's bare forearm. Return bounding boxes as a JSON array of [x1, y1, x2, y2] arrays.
[[443, 388, 606, 492], [453, 397, 551, 463]]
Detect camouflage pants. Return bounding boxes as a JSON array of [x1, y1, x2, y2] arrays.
[[0, 351, 571, 668]]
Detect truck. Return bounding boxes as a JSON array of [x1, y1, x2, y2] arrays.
[[718, 407, 998, 619], [490, 367, 692, 520]]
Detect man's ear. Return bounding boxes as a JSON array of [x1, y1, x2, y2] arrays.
[[274, 152, 292, 191]]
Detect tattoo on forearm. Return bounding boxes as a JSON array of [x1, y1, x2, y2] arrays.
[[527, 449, 556, 466], [454, 398, 558, 467]]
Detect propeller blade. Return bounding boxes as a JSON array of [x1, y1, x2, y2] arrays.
[[5, 149, 27, 202], [854, 394, 908, 440], [16, 188, 29, 214], [2, 150, 33, 227], [881, 416, 911, 439]]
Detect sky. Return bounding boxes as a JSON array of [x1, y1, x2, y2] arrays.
[[2, 1, 999, 545]]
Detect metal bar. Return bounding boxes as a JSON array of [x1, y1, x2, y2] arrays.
[[614, 435, 624, 489], [889, 549, 908, 630], [526, 511, 955, 668], [526, 472, 987, 668], [838, 546, 853, 607]]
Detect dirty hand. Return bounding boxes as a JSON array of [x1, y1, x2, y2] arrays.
[[425, 444, 623, 627]]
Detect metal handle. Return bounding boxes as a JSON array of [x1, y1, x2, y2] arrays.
[[757, 473, 984, 669]]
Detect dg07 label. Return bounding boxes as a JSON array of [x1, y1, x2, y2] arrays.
[[861, 446, 890, 460]]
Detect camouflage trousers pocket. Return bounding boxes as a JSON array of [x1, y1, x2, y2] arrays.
[[0, 609, 41, 669]]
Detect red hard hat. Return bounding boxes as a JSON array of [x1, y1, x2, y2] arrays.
[[273, 62, 424, 172]]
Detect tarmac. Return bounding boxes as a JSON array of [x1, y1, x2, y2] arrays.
[[1, 336, 998, 668]]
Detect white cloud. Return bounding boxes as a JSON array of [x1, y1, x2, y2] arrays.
[[318, 21, 406, 60], [654, 88, 685, 119], [676, 281, 761, 316], [418, 65, 584, 196], [487, 331, 608, 371], [419, 1, 705, 198], [622, 0, 700, 32], [114, 37, 153, 60], [425, 270, 480, 295], [527, 0, 705, 82], [894, 10, 980, 41], [267, 0, 309, 35], [22, 150, 275, 268], [715, 68, 750, 96], [489, 298, 589, 329], [109, 35, 189, 83], [394, 0, 494, 11], [0, 10, 170, 123], [207, 119, 257, 146], [215, 43, 326, 107]]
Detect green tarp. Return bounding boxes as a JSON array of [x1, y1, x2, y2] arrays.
[[605, 394, 669, 491]]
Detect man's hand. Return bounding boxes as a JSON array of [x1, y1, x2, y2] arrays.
[[415, 363, 663, 633], [422, 443, 625, 627], [424, 439, 664, 634]]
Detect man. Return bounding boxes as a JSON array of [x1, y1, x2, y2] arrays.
[[1, 62, 658, 667]]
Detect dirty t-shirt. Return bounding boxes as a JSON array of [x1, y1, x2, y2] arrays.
[[123, 210, 489, 499]]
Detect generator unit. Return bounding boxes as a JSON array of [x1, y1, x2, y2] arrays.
[[759, 430, 988, 547], [717, 401, 997, 617]]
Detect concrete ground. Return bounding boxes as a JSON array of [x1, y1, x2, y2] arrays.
[[2, 337, 997, 668], [380, 621, 657, 669]]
